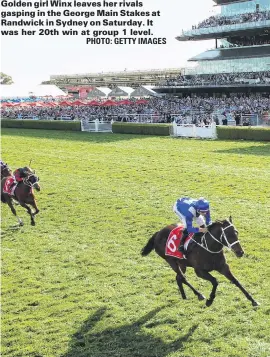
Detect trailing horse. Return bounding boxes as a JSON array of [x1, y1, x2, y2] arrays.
[[141, 218, 259, 307], [1, 174, 40, 226], [1, 163, 12, 180]]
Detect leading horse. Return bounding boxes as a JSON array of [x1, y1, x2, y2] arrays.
[[1, 173, 40, 226], [141, 218, 259, 307]]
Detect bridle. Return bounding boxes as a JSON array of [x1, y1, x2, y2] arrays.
[[192, 222, 240, 254], [23, 174, 39, 188]]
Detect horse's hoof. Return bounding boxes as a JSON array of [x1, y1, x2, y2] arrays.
[[252, 301, 260, 307], [198, 294, 206, 301], [31, 221, 36, 226], [206, 299, 213, 307], [19, 221, 24, 226]]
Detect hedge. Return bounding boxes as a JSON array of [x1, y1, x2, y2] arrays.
[[217, 126, 270, 141], [2, 119, 269, 141], [112, 122, 171, 136], [1, 119, 81, 131]]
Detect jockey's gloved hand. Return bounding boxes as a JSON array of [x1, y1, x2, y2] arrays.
[[199, 227, 208, 233]]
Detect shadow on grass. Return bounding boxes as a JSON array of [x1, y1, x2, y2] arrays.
[[1, 222, 24, 238], [1, 128, 158, 144], [62, 307, 198, 357], [214, 144, 270, 157]]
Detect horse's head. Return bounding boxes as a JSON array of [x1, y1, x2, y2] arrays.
[[25, 174, 41, 191], [208, 218, 244, 258], [1, 164, 12, 178]]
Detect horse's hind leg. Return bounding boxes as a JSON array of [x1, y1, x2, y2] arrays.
[[168, 259, 205, 301], [220, 264, 259, 307], [166, 259, 187, 299], [176, 274, 187, 299], [6, 197, 24, 226], [195, 269, 218, 307], [19, 201, 35, 226], [179, 272, 206, 301]]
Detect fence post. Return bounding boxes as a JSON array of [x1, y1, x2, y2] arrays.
[[192, 124, 196, 137], [212, 122, 217, 139], [172, 121, 177, 136], [95, 119, 99, 132]]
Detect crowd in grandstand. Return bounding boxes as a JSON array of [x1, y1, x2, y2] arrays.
[[220, 38, 270, 47], [2, 95, 269, 126], [191, 10, 270, 30], [161, 71, 270, 87]]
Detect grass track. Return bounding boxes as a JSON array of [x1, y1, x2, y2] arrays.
[[1, 128, 270, 357]]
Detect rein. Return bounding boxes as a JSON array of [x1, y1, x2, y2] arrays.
[[191, 223, 240, 254]]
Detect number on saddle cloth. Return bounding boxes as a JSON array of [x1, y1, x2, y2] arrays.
[[3, 177, 17, 196]]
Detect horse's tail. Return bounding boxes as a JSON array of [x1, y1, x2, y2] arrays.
[[1, 194, 6, 203], [141, 232, 158, 256]]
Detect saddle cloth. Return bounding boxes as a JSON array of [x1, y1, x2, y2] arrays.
[[3, 177, 16, 196], [165, 225, 193, 259]]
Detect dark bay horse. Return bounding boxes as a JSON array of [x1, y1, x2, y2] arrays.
[[141, 219, 259, 307], [1, 174, 40, 226]]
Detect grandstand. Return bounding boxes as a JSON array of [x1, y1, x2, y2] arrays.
[[155, 0, 270, 95], [153, 0, 270, 126], [47, 68, 183, 91]]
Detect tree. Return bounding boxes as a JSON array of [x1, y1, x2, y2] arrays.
[[0, 72, 13, 85]]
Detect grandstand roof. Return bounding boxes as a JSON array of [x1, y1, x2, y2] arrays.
[[0, 84, 66, 99], [109, 86, 134, 97], [96, 87, 112, 95], [213, 0, 252, 4], [87, 87, 111, 98], [130, 86, 160, 97]]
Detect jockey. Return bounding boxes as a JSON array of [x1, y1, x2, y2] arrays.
[[173, 197, 212, 256], [1, 160, 8, 169], [13, 167, 32, 183]]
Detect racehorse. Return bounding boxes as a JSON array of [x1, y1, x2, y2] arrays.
[[1, 174, 40, 226], [141, 218, 259, 307], [1, 163, 12, 180]]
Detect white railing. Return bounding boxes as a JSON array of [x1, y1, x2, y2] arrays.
[[172, 122, 217, 139], [81, 118, 113, 132]]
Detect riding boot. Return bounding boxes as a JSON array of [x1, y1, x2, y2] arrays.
[[178, 228, 188, 253]]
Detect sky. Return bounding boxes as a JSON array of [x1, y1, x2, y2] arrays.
[[1, 0, 215, 85]]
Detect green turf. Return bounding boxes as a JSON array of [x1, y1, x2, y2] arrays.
[[1, 128, 270, 357]]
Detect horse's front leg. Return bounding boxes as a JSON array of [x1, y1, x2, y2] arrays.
[[195, 269, 218, 306], [18, 201, 35, 226], [6, 196, 24, 226], [30, 198, 39, 216], [220, 264, 259, 307]]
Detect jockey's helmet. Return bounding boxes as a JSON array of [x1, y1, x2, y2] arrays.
[[196, 198, 210, 212]]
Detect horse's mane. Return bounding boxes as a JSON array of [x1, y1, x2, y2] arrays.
[[207, 219, 229, 230]]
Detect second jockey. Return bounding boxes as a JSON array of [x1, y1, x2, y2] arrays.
[[1, 160, 8, 170], [173, 197, 212, 257]]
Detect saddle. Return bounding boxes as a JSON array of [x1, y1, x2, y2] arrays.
[[3, 177, 17, 196], [165, 225, 194, 259]]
